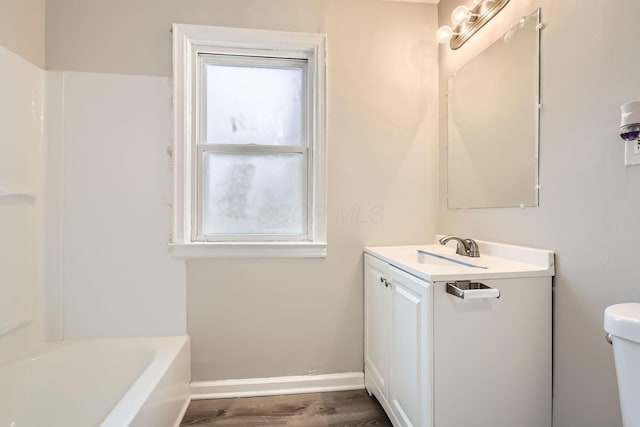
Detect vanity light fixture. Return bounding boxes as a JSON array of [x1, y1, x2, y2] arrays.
[[451, 5, 471, 26], [436, 0, 511, 50]]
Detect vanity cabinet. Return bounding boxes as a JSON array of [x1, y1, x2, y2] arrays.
[[387, 264, 431, 427], [364, 242, 553, 427], [364, 255, 390, 398], [365, 255, 430, 427]]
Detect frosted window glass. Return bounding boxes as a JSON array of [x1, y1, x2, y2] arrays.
[[206, 64, 304, 146], [201, 152, 306, 235]]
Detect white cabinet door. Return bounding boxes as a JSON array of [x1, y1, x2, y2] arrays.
[[433, 278, 551, 427], [364, 254, 391, 399], [388, 265, 432, 427]]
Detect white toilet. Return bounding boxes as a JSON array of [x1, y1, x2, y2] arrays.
[[604, 303, 640, 426]]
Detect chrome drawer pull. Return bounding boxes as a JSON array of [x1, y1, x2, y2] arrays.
[[446, 281, 500, 299]]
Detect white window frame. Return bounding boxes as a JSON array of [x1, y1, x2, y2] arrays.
[[170, 24, 327, 258]]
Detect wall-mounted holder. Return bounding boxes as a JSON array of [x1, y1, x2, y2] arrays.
[[620, 101, 640, 142], [619, 102, 640, 166]]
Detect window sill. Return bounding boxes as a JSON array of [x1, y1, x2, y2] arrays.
[[169, 241, 327, 259]]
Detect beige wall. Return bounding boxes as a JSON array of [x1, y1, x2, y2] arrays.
[[46, 0, 327, 76], [438, 1, 639, 426], [0, 0, 45, 67], [45, 0, 440, 380]]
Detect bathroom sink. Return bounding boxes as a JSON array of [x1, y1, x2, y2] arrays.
[[416, 249, 487, 269], [365, 237, 555, 282]]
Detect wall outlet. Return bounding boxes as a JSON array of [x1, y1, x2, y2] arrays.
[[624, 140, 640, 166]]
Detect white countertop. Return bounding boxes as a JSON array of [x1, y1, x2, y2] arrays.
[[365, 238, 555, 282]]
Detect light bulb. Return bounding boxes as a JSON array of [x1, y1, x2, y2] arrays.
[[436, 26, 455, 44], [451, 5, 470, 27]]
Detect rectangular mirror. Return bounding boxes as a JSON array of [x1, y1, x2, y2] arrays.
[[447, 9, 540, 209]]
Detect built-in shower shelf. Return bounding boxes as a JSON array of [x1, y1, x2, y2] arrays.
[[0, 187, 35, 198], [0, 317, 31, 337]]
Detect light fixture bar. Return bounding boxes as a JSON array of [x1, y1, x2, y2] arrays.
[[448, 0, 510, 50]]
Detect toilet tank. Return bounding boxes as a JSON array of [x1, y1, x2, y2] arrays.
[[605, 303, 640, 427]]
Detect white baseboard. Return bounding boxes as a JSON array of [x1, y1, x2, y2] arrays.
[[191, 372, 365, 400]]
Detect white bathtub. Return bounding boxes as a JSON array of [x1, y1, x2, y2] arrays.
[[0, 336, 190, 427]]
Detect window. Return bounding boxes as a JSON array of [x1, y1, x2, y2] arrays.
[[171, 25, 327, 258]]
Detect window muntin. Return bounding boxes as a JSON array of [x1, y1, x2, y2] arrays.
[[195, 54, 311, 241]]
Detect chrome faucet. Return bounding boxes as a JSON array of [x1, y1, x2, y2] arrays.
[[438, 236, 480, 258]]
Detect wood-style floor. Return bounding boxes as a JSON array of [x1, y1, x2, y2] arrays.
[[180, 390, 392, 426]]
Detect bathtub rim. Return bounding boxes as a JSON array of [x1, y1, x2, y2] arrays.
[[96, 335, 190, 427], [0, 335, 190, 427]]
